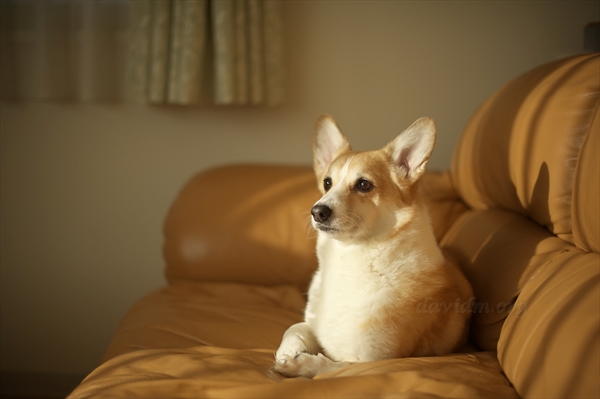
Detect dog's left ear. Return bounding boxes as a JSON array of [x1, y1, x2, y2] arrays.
[[386, 117, 436, 184]]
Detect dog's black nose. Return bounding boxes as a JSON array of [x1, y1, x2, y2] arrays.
[[311, 205, 332, 223]]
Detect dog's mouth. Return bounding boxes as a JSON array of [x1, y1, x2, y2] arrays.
[[315, 224, 338, 234], [312, 216, 361, 236], [311, 217, 339, 234]]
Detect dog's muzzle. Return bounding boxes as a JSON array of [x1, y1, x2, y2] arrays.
[[311, 204, 332, 223]]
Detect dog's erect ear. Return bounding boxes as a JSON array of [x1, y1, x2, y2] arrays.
[[386, 117, 436, 183], [313, 115, 351, 178]]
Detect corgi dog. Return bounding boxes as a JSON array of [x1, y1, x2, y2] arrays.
[[273, 115, 473, 378]]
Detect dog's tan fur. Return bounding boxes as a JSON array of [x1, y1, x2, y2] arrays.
[[274, 115, 473, 378]]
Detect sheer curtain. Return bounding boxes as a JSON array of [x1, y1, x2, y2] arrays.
[[0, 0, 285, 106]]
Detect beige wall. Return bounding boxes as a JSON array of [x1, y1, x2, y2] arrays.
[[1, 1, 596, 375]]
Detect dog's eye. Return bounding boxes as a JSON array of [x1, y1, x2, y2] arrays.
[[356, 179, 374, 193], [323, 177, 332, 191]]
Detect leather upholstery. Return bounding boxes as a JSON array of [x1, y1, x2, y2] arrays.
[[69, 54, 599, 398], [163, 165, 320, 290], [448, 53, 599, 398], [451, 54, 599, 248]]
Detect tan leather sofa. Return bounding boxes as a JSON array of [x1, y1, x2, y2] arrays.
[[69, 54, 599, 398]]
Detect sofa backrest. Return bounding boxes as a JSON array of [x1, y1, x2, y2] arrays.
[[451, 54, 599, 250], [445, 53, 599, 398]]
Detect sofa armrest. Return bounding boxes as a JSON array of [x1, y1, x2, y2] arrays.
[[163, 164, 321, 290]]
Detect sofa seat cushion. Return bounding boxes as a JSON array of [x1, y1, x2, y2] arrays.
[[100, 282, 306, 363], [70, 281, 518, 398]]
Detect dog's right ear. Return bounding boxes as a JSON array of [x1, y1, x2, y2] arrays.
[[313, 115, 351, 178]]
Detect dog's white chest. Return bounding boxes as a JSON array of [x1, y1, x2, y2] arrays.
[[306, 236, 399, 362]]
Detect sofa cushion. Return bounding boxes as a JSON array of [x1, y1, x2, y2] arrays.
[[450, 54, 599, 247], [441, 209, 573, 351], [70, 348, 518, 398], [100, 282, 306, 363], [163, 165, 321, 290], [498, 250, 599, 398], [572, 106, 599, 253], [70, 281, 519, 399]]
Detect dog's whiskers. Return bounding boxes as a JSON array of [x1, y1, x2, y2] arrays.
[[300, 207, 363, 235], [335, 212, 362, 231], [300, 211, 318, 240]]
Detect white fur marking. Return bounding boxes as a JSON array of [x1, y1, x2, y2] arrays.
[[339, 156, 354, 180]]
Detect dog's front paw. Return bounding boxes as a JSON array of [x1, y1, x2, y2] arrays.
[[273, 353, 331, 378], [274, 332, 309, 365]]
